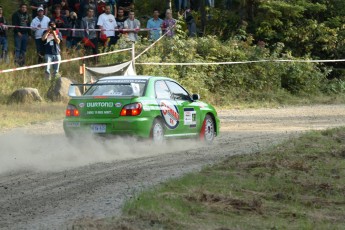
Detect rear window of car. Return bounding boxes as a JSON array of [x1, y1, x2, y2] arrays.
[[84, 80, 147, 96]]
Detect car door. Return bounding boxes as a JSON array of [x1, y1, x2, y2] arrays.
[[165, 80, 201, 136], [154, 80, 180, 136]]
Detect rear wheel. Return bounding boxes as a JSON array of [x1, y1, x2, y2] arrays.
[[151, 118, 165, 144], [200, 114, 215, 144]]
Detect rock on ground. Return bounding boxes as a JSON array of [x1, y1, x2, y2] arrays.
[[47, 77, 81, 102], [8, 88, 43, 104]]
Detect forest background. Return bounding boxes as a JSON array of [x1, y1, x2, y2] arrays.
[[0, 0, 345, 106]]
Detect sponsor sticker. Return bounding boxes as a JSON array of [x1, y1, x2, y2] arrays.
[[86, 102, 114, 108], [184, 108, 197, 127], [159, 100, 180, 129]]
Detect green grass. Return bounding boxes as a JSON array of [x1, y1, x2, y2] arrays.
[[72, 127, 345, 229]]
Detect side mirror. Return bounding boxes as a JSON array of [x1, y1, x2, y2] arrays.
[[68, 85, 82, 97], [192, 93, 200, 101], [131, 83, 141, 97]]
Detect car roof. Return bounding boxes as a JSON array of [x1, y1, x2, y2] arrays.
[[98, 75, 172, 81]]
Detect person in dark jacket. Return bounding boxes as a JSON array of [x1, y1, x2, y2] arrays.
[[0, 5, 9, 63], [66, 11, 83, 49], [12, 3, 31, 66]]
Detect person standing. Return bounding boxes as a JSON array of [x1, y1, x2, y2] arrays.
[[42, 21, 62, 80], [0, 5, 9, 63], [81, 8, 98, 63], [30, 6, 50, 63], [66, 11, 83, 49], [123, 10, 140, 42], [147, 9, 163, 41], [115, 8, 126, 41], [12, 3, 31, 66], [97, 5, 117, 48], [162, 9, 176, 38]]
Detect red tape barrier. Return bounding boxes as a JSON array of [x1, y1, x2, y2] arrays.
[[1, 24, 168, 32]]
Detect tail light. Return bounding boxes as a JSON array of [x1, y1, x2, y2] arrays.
[[66, 104, 80, 117], [120, 103, 142, 116]]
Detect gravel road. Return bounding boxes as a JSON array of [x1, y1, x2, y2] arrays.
[[0, 105, 345, 229]]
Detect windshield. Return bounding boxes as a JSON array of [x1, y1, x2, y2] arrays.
[[84, 80, 147, 96]]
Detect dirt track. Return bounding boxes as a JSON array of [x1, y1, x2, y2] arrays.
[[0, 105, 345, 229]]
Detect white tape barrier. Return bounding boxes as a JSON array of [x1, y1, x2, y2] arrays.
[[136, 59, 345, 65], [0, 48, 132, 74]]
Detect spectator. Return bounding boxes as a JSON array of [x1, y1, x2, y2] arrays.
[[51, 4, 69, 41], [147, 9, 163, 41], [123, 10, 140, 42], [115, 8, 126, 40], [0, 5, 9, 63], [162, 9, 176, 38], [42, 21, 62, 80], [30, 6, 50, 63], [12, 3, 31, 66], [81, 8, 98, 63], [50, 0, 62, 15], [117, 0, 134, 17], [68, 0, 81, 13], [184, 9, 196, 37], [51, 0, 70, 18], [98, 0, 116, 16], [80, 0, 98, 18], [97, 5, 117, 48], [30, 0, 49, 19], [60, 0, 70, 17], [97, 0, 107, 15], [66, 11, 82, 49]]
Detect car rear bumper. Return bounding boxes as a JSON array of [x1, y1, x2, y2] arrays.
[[63, 116, 153, 138]]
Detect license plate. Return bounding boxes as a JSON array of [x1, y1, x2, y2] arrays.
[[66, 122, 80, 127], [91, 124, 106, 133]]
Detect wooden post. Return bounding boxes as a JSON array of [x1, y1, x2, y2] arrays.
[[82, 64, 86, 83], [82, 64, 86, 93]]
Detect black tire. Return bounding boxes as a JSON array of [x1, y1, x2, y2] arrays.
[[201, 114, 215, 144], [151, 118, 165, 144]]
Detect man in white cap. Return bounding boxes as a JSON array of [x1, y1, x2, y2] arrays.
[[30, 6, 50, 63]]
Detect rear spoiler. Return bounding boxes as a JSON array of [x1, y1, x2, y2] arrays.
[[68, 83, 141, 97]]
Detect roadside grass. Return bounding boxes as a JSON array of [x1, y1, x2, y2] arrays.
[[72, 127, 345, 229], [0, 102, 66, 131]]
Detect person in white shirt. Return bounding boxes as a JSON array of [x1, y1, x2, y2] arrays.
[[124, 10, 140, 42], [30, 6, 50, 63], [97, 4, 117, 47]]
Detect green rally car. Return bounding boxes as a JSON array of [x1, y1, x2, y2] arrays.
[[63, 76, 220, 143]]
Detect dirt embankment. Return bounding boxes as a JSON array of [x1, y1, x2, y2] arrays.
[[0, 105, 344, 229]]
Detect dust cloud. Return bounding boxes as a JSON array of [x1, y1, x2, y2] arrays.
[[0, 131, 201, 174]]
